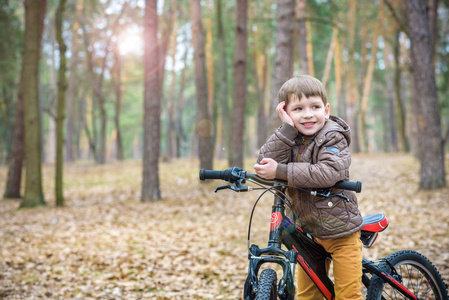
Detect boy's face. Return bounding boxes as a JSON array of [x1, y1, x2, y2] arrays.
[[285, 94, 330, 136]]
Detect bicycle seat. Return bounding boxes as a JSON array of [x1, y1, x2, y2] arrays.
[[362, 213, 389, 233], [360, 213, 388, 248]]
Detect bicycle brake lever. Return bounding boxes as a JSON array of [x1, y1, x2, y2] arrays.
[[215, 183, 253, 193], [215, 185, 232, 193]]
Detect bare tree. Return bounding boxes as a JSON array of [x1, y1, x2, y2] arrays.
[[112, 39, 124, 161], [215, 0, 230, 160], [405, 0, 446, 189], [141, 0, 162, 201], [3, 84, 24, 199], [229, 0, 248, 168], [345, 0, 361, 153], [269, 0, 295, 133], [21, 0, 47, 208], [55, 0, 67, 206], [190, 0, 213, 170], [296, 0, 309, 75], [65, 0, 83, 162]]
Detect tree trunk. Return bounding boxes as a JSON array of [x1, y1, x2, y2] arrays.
[[255, 51, 268, 150], [112, 39, 123, 161], [75, 89, 85, 158], [269, 0, 295, 133], [358, 23, 368, 98], [360, 2, 383, 152], [65, 0, 83, 162], [97, 93, 107, 164], [215, 0, 230, 160], [384, 43, 398, 152], [81, 23, 101, 163], [21, 0, 47, 208], [176, 48, 188, 158], [321, 27, 337, 88], [205, 2, 214, 122], [305, 20, 314, 77], [296, 0, 309, 75], [393, 30, 409, 152], [142, 0, 162, 201], [346, 0, 361, 153], [405, 0, 446, 189], [80, 96, 97, 160], [229, 0, 248, 168], [334, 32, 347, 120], [166, 26, 177, 159], [190, 0, 213, 170], [55, 0, 67, 206], [4, 84, 24, 199], [46, 41, 57, 164], [428, 0, 439, 68]]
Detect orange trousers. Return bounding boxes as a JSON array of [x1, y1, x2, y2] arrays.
[[296, 231, 363, 300]]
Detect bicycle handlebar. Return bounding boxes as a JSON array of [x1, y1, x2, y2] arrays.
[[199, 167, 362, 193], [331, 180, 362, 193]]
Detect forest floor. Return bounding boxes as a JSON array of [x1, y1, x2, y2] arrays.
[[0, 153, 448, 299]]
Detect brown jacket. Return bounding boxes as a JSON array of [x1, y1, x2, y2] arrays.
[[257, 116, 364, 239]]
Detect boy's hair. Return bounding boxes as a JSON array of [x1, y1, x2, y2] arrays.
[[278, 75, 328, 105]]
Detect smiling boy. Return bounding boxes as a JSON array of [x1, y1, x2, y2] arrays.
[[254, 75, 364, 300]]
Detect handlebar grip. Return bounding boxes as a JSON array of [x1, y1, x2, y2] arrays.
[[199, 169, 224, 180], [333, 180, 362, 193]]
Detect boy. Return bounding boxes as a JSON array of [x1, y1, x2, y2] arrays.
[[254, 75, 364, 300]]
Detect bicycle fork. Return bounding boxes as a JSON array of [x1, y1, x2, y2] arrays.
[[244, 191, 297, 299]]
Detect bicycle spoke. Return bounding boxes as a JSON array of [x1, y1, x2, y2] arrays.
[[408, 264, 418, 295], [380, 264, 433, 299], [415, 267, 424, 297]]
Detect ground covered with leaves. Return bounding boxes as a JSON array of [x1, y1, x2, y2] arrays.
[[1, 153, 448, 299]]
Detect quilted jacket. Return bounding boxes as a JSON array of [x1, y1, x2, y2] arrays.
[[257, 115, 364, 239]]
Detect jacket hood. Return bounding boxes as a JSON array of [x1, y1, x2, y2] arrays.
[[315, 115, 351, 146]]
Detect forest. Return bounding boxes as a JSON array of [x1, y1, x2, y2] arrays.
[[1, 0, 449, 299]]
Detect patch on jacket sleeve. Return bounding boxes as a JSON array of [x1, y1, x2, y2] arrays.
[[326, 146, 340, 153]]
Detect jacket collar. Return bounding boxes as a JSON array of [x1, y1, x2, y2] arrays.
[[301, 115, 351, 147]]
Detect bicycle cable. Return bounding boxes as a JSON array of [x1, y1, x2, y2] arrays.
[[234, 174, 330, 254], [244, 179, 298, 253]]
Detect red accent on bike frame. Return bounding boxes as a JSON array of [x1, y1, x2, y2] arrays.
[[293, 245, 334, 300], [381, 272, 418, 300], [270, 212, 282, 231]]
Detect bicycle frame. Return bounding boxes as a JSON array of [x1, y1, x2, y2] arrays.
[[198, 167, 420, 300], [244, 190, 420, 300]]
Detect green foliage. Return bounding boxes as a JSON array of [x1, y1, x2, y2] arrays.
[[0, 2, 23, 157], [0, 2, 23, 84]]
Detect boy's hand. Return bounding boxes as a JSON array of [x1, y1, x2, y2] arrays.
[[254, 158, 278, 180], [276, 101, 294, 127]]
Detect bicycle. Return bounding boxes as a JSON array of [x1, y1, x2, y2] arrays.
[[199, 166, 449, 300]]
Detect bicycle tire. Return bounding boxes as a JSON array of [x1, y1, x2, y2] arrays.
[[366, 250, 449, 300], [255, 269, 278, 300]]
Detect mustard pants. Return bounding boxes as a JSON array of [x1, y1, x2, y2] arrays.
[[296, 232, 363, 300]]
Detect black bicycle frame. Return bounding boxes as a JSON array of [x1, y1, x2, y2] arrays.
[[244, 191, 419, 300]]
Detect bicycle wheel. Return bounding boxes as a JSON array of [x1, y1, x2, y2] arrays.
[[366, 250, 449, 300], [255, 269, 278, 300]]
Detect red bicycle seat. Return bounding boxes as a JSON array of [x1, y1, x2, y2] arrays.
[[362, 213, 389, 233]]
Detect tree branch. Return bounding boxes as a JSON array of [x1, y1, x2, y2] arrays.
[[383, 0, 408, 34]]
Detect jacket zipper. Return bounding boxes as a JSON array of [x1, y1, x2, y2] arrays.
[[296, 135, 306, 162]]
